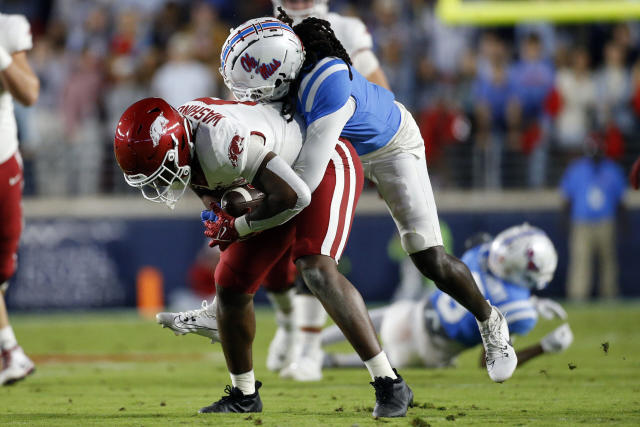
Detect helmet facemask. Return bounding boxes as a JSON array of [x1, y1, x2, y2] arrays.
[[124, 119, 193, 209]]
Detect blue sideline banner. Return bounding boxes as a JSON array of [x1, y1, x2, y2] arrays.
[[6, 212, 640, 310]]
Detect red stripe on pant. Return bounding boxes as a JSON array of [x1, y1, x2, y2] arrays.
[[329, 142, 352, 259], [0, 152, 23, 282]]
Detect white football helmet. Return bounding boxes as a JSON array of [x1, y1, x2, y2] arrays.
[[272, 0, 329, 24], [220, 17, 305, 102], [487, 224, 558, 290]]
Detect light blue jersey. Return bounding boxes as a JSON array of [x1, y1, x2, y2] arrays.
[[296, 57, 402, 156], [427, 244, 538, 348]]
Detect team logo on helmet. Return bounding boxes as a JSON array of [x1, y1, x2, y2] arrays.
[[240, 53, 282, 80], [149, 113, 169, 147], [240, 53, 260, 73], [228, 135, 245, 167], [526, 248, 539, 272]]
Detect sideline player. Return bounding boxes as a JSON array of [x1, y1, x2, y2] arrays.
[[114, 96, 412, 417], [0, 12, 39, 386], [321, 224, 574, 370], [220, 14, 516, 384]]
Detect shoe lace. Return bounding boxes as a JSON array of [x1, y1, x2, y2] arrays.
[[180, 300, 216, 321], [480, 318, 509, 361], [370, 376, 394, 404], [218, 384, 245, 402]]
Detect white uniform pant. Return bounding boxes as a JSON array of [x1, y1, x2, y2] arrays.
[[360, 102, 443, 254], [381, 299, 465, 368]]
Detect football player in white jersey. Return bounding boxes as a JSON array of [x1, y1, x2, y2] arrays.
[[272, 0, 390, 89], [0, 12, 39, 386], [114, 97, 413, 417], [321, 225, 573, 370]]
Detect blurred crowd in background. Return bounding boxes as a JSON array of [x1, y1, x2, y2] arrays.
[[3, 0, 640, 195]]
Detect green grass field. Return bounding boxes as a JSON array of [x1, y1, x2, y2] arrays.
[[2, 302, 639, 426]]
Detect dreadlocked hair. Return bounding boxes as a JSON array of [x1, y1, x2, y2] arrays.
[[277, 7, 353, 122]]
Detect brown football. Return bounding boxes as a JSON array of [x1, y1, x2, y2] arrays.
[[220, 185, 265, 217]]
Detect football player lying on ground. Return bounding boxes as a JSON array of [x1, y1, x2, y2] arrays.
[[219, 13, 517, 384], [114, 96, 413, 417], [320, 224, 574, 370]]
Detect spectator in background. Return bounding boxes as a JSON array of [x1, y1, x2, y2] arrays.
[[508, 32, 555, 188], [29, 21, 69, 196], [560, 137, 627, 301], [371, 0, 413, 105], [150, 32, 217, 107], [61, 47, 104, 195], [103, 54, 151, 192], [555, 46, 596, 160], [595, 41, 632, 147], [471, 36, 512, 189]]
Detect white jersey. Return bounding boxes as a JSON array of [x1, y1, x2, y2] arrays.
[[325, 12, 372, 62], [324, 12, 377, 76], [0, 13, 33, 164], [177, 98, 305, 190]]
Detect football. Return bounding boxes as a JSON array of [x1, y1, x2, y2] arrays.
[[220, 185, 265, 217]]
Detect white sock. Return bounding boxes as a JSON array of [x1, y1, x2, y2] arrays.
[[0, 326, 17, 351], [364, 351, 397, 380], [267, 288, 295, 331], [293, 294, 327, 329], [230, 370, 256, 395], [299, 330, 323, 358]]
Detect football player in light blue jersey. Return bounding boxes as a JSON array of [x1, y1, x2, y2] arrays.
[[321, 224, 573, 370], [219, 13, 518, 387]]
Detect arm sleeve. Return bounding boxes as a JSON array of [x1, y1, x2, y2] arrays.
[[0, 15, 32, 53], [240, 135, 270, 183], [293, 98, 356, 193], [234, 155, 311, 237], [352, 49, 380, 78]]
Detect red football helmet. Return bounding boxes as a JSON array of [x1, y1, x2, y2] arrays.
[[114, 98, 194, 208]]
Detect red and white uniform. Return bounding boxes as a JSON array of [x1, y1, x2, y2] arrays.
[[177, 98, 363, 294], [178, 98, 304, 190], [0, 14, 32, 282]]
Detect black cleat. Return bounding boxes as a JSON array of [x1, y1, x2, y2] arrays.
[[199, 381, 263, 413], [370, 370, 413, 418]]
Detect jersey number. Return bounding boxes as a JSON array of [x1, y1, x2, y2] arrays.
[[435, 272, 485, 324]]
